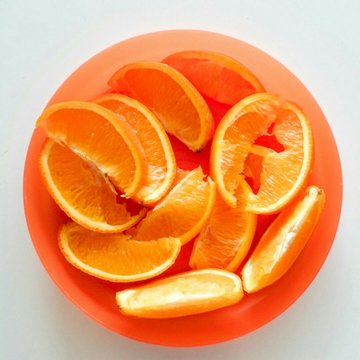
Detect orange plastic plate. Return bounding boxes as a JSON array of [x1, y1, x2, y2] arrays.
[[23, 30, 342, 347]]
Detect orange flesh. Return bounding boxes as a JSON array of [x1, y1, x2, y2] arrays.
[[221, 110, 273, 200], [37, 102, 147, 197], [40, 140, 145, 232], [211, 93, 313, 213], [59, 222, 181, 282], [241, 186, 325, 293], [120, 68, 200, 142], [163, 51, 265, 105], [116, 269, 243, 318], [134, 167, 216, 244], [243, 153, 263, 194], [94, 94, 176, 205], [190, 192, 257, 271], [108, 62, 214, 151]]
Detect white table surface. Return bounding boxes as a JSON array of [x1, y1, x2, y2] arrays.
[[1, 1, 359, 359]]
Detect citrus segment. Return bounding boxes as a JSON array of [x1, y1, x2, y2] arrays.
[[241, 186, 325, 293], [134, 167, 216, 244], [210, 93, 314, 213], [108, 62, 214, 151], [39, 140, 146, 233], [36, 101, 147, 198], [189, 191, 257, 271], [94, 94, 176, 205], [163, 50, 264, 105], [116, 269, 243, 318], [59, 222, 181, 282], [174, 168, 190, 185]]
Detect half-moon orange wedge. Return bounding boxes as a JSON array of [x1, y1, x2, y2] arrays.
[[211, 93, 314, 213], [134, 167, 216, 244], [59, 222, 181, 282], [94, 94, 176, 205], [241, 185, 325, 293], [36, 101, 147, 198], [163, 50, 265, 105], [39, 139, 146, 232], [189, 191, 257, 272], [108, 62, 214, 151], [116, 269, 243, 318]]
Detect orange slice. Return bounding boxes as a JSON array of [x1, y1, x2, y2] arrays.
[[163, 50, 265, 105], [108, 62, 214, 151], [36, 101, 146, 198], [40, 140, 145, 233], [116, 269, 243, 318], [174, 168, 190, 185], [59, 222, 181, 282], [189, 191, 257, 271], [134, 167, 216, 244], [94, 94, 176, 205], [211, 93, 314, 213], [241, 185, 325, 293]]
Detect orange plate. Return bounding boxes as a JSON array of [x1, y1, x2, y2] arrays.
[[23, 30, 342, 347]]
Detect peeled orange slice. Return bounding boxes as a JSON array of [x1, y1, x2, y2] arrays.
[[94, 94, 176, 205], [40, 140, 145, 233], [174, 168, 190, 185], [134, 167, 216, 244], [108, 62, 214, 151], [241, 185, 325, 293], [59, 222, 181, 282], [163, 50, 264, 105], [189, 191, 257, 271], [36, 101, 147, 198], [116, 269, 243, 318], [211, 93, 314, 213]]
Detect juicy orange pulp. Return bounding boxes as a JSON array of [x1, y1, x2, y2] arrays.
[[116, 269, 243, 318], [94, 94, 176, 205], [190, 190, 257, 272], [39, 139, 146, 233], [211, 93, 314, 213], [36, 101, 147, 198], [59, 222, 181, 282], [108, 62, 214, 152], [163, 50, 265, 105], [241, 185, 325, 293], [134, 167, 216, 244]]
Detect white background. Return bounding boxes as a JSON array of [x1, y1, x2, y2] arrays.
[[1, 0, 359, 359]]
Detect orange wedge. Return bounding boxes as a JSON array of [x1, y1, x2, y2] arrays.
[[174, 168, 190, 185], [116, 269, 243, 318], [134, 167, 216, 244], [211, 93, 314, 213], [40, 140, 145, 233], [94, 94, 176, 205], [36, 101, 147, 198], [108, 62, 214, 152], [59, 222, 181, 282], [241, 185, 325, 293], [163, 50, 265, 105], [189, 191, 257, 272]]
